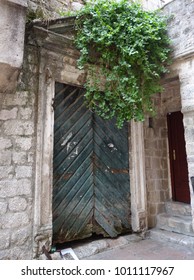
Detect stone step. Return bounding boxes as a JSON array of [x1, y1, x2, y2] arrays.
[[149, 228, 194, 248], [165, 201, 191, 217], [156, 213, 194, 237]]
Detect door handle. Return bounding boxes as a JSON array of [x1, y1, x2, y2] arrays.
[[173, 149, 176, 161]]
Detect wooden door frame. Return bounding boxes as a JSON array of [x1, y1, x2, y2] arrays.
[[167, 112, 176, 201], [32, 48, 147, 258]]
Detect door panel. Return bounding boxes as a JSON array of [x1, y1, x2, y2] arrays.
[[167, 111, 190, 204], [93, 114, 131, 237], [53, 82, 131, 244]]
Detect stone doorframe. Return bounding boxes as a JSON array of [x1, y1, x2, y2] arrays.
[[32, 46, 147, 257]]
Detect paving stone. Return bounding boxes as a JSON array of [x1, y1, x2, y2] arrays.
[[51, 234, 143, 260], [84, 234, 194, 260]]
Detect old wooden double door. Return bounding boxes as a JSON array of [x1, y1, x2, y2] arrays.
[[52, 82, 131, 244]]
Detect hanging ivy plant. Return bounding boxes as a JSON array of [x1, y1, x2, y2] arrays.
[[75, 0, 171, 128]]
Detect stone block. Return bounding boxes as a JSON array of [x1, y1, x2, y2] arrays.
[[145, 157, 151, 169], [151, 157, 161, 170], [186, 143, 194, 156], [181, 86, 194, 100], [10, 246, 32, 260], [148, 216, 156, 228], [15, 137, 32, 151], [72, 2, 84, 11], [148, 191, 161, 203], [15, 166, 32, 179], [3, 120, 34, 136], [63, 56, 77, 67], [0, 212, 29, 229], [159, 191, 166, 202], [0, 179, 32, 198], [183, 116, 194, 126], [165, 201, 191, 216], [0, 201, 8, 215], [0, 137, 12, 150], [0, 108, 18, 120], [8, 197, 27, 212], [188, 156, 194, 163], [160, 159, 167, 169], [149, 204, 157, 215], [3, 91, 29, 106], [154, 179, 163, 190], [162, 169, 168, 179], [11, 226, 31, 246], [156, 203, 165, 213], [27, 152, 34, 163], [19, 108, 32, 120], [157, 213, 194, 236], [0, 167, 14, 179], [0, 231, 10, 250], [185, 128, 194, 142], [0, 151, 12, 165], [182, 99, 194, 109], [12, 152, 27, 164]]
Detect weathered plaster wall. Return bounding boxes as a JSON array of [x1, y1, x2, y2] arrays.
[[0, 0, 27, 93]]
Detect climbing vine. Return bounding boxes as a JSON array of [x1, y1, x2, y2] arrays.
[[75, 0, 171, 128]]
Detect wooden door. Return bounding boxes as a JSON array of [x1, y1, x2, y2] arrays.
[[167, 111, 190, 204], [52, 82, 131, 244]]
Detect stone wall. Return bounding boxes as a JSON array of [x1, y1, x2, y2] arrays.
[[163, 0, 194, 228], [144, 80, 181, 227], [0, 45, 39, 259], [144, 0, 194, 229], [163, 0, 194, 59]]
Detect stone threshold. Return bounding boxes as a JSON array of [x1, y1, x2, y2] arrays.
[[39, 234, 142, 260]]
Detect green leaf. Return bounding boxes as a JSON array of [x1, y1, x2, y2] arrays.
[[75, 0, 171, 128]]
